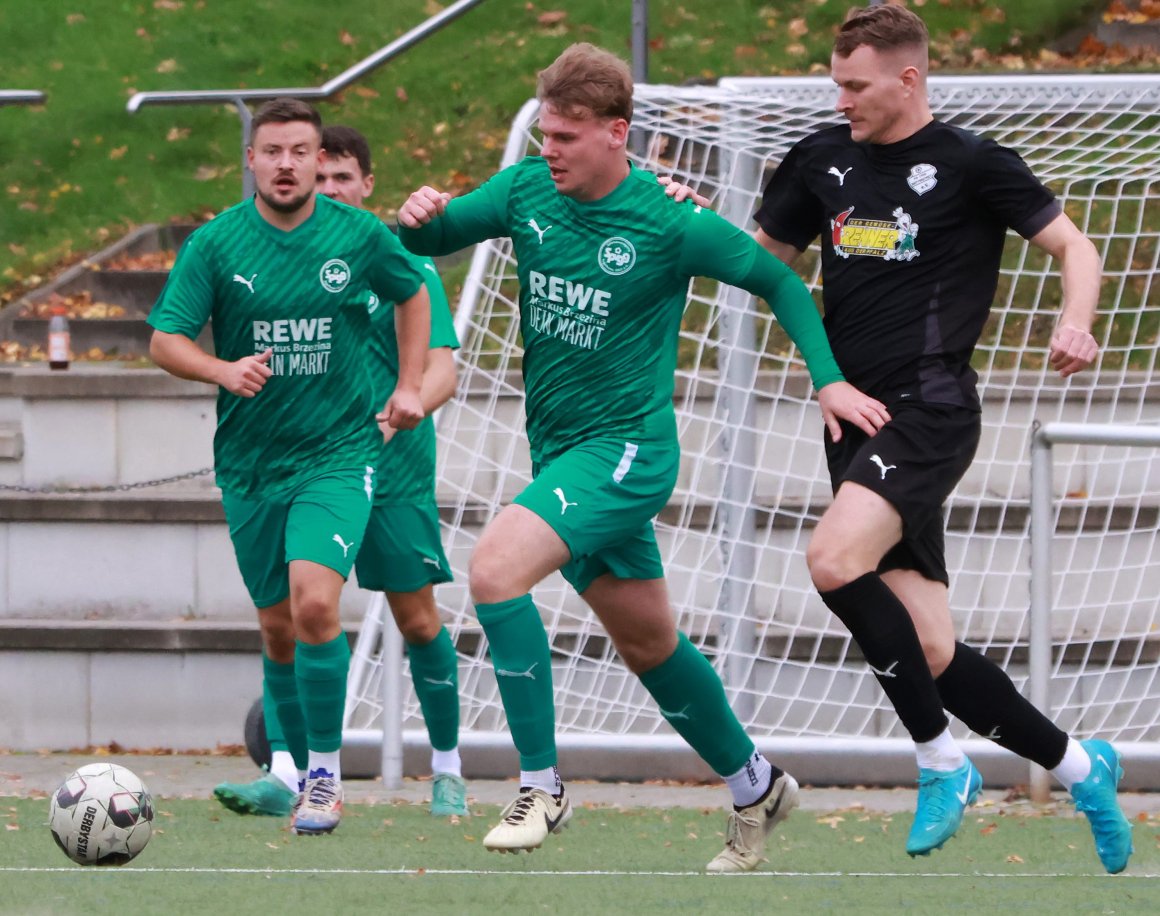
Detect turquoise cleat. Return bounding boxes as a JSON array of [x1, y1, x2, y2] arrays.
[[1071, 739, 1133, 874], [430, 772, 469, 817], [213, 770, 296, 817], [906, 758, 982, 857]]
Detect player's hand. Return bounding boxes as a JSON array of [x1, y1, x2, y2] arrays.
[[656, 175, 712, 208], [219, 348, 273, 397], [817, 381, 890, 442], [377, 387, 424, 432], [376, 419, 398, 446], [398, 186, 451, 229], [1049, 323, 1099, 378]]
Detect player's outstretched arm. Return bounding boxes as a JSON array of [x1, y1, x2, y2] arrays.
[[1030, 212, 1101, 378], [150, 330, 272, 398]]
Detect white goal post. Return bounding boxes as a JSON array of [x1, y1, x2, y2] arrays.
[[343, 75, 1160, 788]]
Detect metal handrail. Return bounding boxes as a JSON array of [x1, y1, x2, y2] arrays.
[[0, 91, 45, 106], [125, 0, 489, 199]]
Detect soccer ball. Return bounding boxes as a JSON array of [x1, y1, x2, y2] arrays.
[[48, 763, 154, 866]]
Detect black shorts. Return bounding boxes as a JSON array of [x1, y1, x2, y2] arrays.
[[824, 402, 980, 584]]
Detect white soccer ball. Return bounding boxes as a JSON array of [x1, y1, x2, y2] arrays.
[[48, 763, 154, 866]]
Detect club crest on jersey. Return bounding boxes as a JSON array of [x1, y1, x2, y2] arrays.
[[319, 258, 351, 293], [907, 163, 937, 195], [598, 237, 636, 276], [831, 206, 920, 262]]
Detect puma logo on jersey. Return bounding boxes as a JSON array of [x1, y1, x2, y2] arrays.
[[423, 676, 455, 688], [332, 534, 354, 557], [421, 557, 442, 568], [232, 273, 258, 294], [868, 660, 899, 678], [553, 487, 579, 515], [870, 454, 897, 479], [828, 166, 853, 186], [496, 663, 539, 680], [528, 218, 553, 244], [985, 726, 1002, 741], [659, 704, 692, 721]]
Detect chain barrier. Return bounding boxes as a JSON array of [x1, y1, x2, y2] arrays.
[[0, 467, 214, 495]]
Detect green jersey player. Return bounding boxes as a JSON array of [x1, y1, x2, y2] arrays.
[[149, 99, 431, 837], [399, 43, 888, 871], [212, 125, 467, 821]]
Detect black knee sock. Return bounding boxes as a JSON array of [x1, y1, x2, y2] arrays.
[[935, 641, 1068, 769], [819, 573, 948, 743]]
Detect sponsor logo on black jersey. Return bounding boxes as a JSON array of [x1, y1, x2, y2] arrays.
[[830, 206, 920, 262]]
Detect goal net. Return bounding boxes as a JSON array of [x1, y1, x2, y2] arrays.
[[345, 76, 1160, 783]]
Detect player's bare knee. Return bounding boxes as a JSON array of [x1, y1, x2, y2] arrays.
[[807, 537, 860, 592], [394, 605, 441, 644], [292, 590, 340, 642], [260, 625, 296, 661]]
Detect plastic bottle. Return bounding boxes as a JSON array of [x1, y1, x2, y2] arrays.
[[48, 305, 70, 370]]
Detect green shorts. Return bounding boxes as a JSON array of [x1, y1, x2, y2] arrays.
[[354, 500, 453, 593], [221, 466, 376, 608], [515, 437, 679, 594]]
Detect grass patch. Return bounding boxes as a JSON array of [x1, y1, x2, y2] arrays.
[[1, 796, 1157, 914]]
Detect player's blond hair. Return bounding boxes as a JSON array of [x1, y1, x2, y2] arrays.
[[537, 42, 633, 123], [834, 4, 929, 58]]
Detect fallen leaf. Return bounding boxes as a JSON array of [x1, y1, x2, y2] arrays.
[[538, 11, 567, 27], [67, 13, 85, 25], [339, 29, 355, 46], [166, 127, 190, 141], [154, 0, 184, 9], [353, 86, 379, 99], [1006, 854, 1024, 863], [156, 59, 178, 74], [787, 17, 808, 38], [109, 146, 128, 160], [396, 86, 409, 102]]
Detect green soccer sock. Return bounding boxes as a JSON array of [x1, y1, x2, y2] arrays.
[[294, 634, 351, 755], [262, 655, 309, 772], [407, 626, 460, 753], [475, 595, 557, 771], [638, 632, 755, 777]]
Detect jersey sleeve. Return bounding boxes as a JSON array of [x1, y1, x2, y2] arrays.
[[678, 207, 843, 390], [398, 165, 518, 256], [416, 256, 460, 350], [367, 222, 425, 305], [971, 139, 1061, 239], [146, 233, 214, 339], [753, 141, 824, 251]]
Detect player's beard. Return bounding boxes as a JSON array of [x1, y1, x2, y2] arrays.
[[257, 186, 313, 214]]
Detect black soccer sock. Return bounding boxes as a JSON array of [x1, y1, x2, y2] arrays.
[[819, 573, 948, 743], [935, 641, 1068, 769]]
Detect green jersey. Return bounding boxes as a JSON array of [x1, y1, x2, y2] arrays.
[[149, 195, 424, 499], [367, 253, 459, 504], [400, 156, 843, 462]]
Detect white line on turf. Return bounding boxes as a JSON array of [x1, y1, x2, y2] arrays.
[[0, 867, 1155, 878]]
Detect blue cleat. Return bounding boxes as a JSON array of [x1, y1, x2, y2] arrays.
[[291, 769, 343, 836], [906, 758, 982, 857], [1071, 739, 1133, 874]]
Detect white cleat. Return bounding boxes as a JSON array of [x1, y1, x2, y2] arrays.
[[706, 771, 800, 873], [483, 787, 572, 853]]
